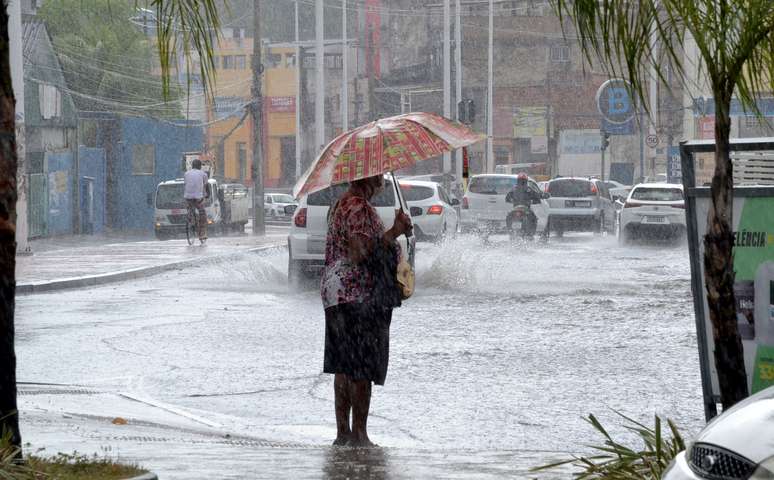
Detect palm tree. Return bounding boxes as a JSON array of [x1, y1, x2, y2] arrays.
[[552, 0, 774, 408], [0, 0, 221, 451]]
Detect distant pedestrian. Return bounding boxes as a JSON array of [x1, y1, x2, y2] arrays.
[[184, 159, 209, 244], [321, 175, 412, 447]]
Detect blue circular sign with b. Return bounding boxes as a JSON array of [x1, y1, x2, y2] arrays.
[[596, 79, 635, 124]]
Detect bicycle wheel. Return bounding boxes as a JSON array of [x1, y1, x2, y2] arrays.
[[185, 209, 196, 246]]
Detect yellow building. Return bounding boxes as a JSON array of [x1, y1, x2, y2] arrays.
[[206, 40, 298, 188]]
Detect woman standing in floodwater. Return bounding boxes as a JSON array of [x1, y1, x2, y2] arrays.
[[321, 175, 412, 447]]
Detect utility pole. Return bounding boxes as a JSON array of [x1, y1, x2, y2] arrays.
[[295, 0, 302, 179], [10, 0, 29, 255], [251, 0, 265, 235], [443, 0, 451, 178], [341, 0, 349, 131], [486, 0, 494, 173], [315, 0, 325, 151], [648, 26, 658, 178], [454, 0, 463, 189]]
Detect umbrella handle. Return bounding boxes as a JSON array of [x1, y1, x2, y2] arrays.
[[390, 171, 412, 239]]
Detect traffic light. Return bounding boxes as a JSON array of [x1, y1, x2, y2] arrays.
[[601, 132, 610, 151], [458, 99, 475, 125]]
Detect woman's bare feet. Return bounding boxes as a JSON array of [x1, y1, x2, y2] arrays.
[[332, 434, 352, 447], [350, 433, 378, 448]]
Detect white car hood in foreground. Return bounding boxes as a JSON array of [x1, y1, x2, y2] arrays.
[[697, 395, 774, 463]]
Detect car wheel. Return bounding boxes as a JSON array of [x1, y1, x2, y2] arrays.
[[155, 231, 168, 241]]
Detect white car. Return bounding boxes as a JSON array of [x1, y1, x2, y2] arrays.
[[619, 183, 686, 243], [264, 193, 298, 220], [287, 176, 416, 281], [664, 385, 774, 480], [603, 180, 632, 202], [399, 179, 459, 242], [460, 174, 549, 235]]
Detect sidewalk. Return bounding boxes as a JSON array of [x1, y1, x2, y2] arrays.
[[16, 228, 287, 294]]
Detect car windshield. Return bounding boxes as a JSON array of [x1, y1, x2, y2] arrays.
[[272, 194, 295, 204], [401, 185, 434, 201], [306, 181, 396, 207], [549, 179, 593, 197], [631, 187, 684, 202], [156, 184, 186, 209], [468, 177, 516, 195]]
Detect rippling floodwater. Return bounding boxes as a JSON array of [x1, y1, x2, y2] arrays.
[[16, 233, 704, 476]]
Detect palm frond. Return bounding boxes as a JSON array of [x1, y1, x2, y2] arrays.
[[151, 0, 222, 101]]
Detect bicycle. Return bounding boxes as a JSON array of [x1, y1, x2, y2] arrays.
[[185, 201, 201, 246]]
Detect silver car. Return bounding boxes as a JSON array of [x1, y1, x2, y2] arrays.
[[545, 177, 616, 236], [664, 385, 774, 479]]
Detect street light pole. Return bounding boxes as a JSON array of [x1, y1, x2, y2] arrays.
[[295, 0, 302, 180], [486, 0, 494, 173], [315, 0, 325, 151], [251, 0, 265, 236], [342, 0, 349, 131], [443, 0, 451, 178], [454, 0, 463, 189]]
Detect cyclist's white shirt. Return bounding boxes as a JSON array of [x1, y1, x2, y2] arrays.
[[184, 169, 208, 200]]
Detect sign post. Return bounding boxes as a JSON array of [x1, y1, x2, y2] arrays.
[[681, 137, 774, 421]]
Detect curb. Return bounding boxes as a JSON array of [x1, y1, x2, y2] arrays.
[[126, 474, 158, 480], [16, 243, 285, 295]]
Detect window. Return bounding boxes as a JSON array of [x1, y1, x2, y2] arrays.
[[266, 53, 282, 68], [132, 144, 155, 175], [400, 185, 434, 201], [631, 187, 683, 202], [468, 176, 517, 195], [156, 183, 185, 209], [237, 142, 248, 180], [235, 55, 247, 69], [80, 119, 98, 147], [39, 84, 62, 119], [222, 55, 234, 69], [285, 53, 296, 68], [550, 44, 570, 63], [548, 178, 593, 197]]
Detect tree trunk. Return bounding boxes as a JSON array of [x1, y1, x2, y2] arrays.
[[704, 95, 748, 409], [0, 4, 21, 450]]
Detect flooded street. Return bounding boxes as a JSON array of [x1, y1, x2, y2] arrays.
[[15, 233, 704, 478]]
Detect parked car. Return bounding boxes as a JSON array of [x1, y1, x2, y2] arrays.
[[664, 385, 774, 480], [153, 178, 249, 239], [618, 183, 685, 243], [545, 177, 616, 236], [460, 174, 549, 236], [603, 180, 632, 202], [400, 179, 459, 242], [287, 176, 416, 282], [264, 193, 298, 220]]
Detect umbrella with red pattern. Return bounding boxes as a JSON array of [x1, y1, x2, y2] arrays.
[[292, 112, 484, 198]]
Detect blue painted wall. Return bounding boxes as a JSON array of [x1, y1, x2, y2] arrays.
[[113, 118, 203, 231], [45, 151, 74, 235], [78, 147, 107, 234]]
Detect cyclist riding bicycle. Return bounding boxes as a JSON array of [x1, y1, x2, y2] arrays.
[[184, 159, 209, 244]]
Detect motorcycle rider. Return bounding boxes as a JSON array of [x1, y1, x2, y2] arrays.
[[505, 173, 541, 237]]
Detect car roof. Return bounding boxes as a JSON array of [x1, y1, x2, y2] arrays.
[[470, 173, 520, 178], [550, 176, 594, 182], [631, 182, 683, 189], [397, 179, 438, 188]]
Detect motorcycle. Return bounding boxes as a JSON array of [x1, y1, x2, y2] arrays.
[[506, 204, 536, 241]]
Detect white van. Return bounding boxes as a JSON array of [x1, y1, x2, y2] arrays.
[[153, 179, 249, 239], [287, 176, 416, 281]]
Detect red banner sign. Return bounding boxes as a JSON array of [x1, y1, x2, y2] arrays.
[[267, 96, 296, 113]]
